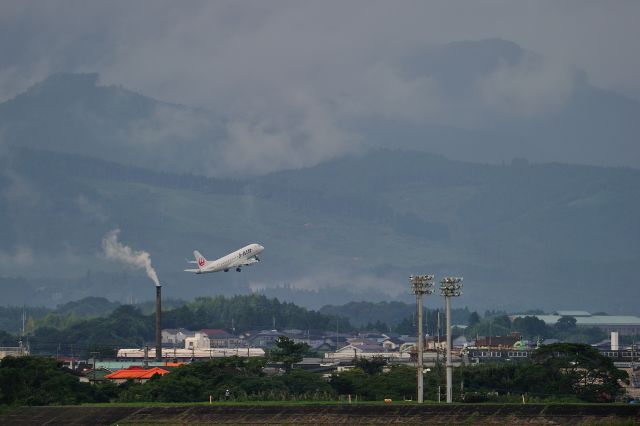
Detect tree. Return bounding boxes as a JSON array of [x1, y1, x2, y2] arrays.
[[270, 336, 309, 371], [0, 330, 17, 346], [532, 343, 628, 401], [461, 344, 628, 402], [0, 356, 98, 405], [492, 315, 511, 330], [467, 312, 481, 327], [512, 316, 549, 339], [355, 356, 387, 375], [394, 316, 416, 335], [555, 316, 577, 332]]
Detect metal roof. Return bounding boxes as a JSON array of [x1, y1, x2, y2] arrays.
[[555, 310, 592, 317], [515, 314, 640, 326]]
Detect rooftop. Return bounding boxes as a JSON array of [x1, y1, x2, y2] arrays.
[[105, 366, 169, 380], [516, 314, 640, 326]]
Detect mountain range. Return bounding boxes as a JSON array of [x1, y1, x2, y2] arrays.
[[0, 39, 638, 313]]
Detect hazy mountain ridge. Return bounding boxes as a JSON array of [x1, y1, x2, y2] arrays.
[[0, 46, 639, 312], [2, 39, 640, 175], [0, 72, 225, 175], [1, 145, 638, 312]]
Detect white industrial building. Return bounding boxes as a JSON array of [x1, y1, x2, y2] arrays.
[[511, 311, 640, 335], [119, 327, 265, 360], [117, 347, 265, 360]]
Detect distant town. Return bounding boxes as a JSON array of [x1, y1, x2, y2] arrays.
[[2, 296, 639, 403]]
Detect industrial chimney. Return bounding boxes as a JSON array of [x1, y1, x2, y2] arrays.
[[156, 284, 162, 361]]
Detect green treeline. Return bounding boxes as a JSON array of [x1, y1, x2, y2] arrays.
[[163, 295, 351, 332], [320, 301, 471, 331], [2, 296, 632, 357], [19, 294, 351, 357], [464, 314, 610, 344], [0, 343, 628, 407]]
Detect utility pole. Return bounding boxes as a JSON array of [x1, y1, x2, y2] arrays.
[[90, 351, 99, 384], [18, 307, 26, 356], [410, 274, 434, 403], [440, 277, 463, 404]]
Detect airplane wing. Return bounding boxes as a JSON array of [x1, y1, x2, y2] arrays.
[[184, 268, 200, 273], [239, 258, 259, 266], [227, 257, 259, 268]]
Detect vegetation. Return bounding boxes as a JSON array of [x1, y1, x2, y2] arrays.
[[460, 343, 628, 402], [1, 129, 638, 312], [465, 314, 606, 345], [0, 341, 630, 407], [0, 356, 116, 406], [19, 294, 349, 358], [163, 294, 351, 333], [329, 365, 416, 401], [2, 295, 615, 359], [0, 330, 18, 346], [321, 301, 471, 331], [270, 336, 310, 371]]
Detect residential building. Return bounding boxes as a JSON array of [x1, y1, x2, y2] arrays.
[[0, 345, 29, 360], [105, 366, 169, 384], [474, 333, 522, 349], [200, 329, 242, 348], [184, 331, 210, 350], [162, 328, 195, 346]]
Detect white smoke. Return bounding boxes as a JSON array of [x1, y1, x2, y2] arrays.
[[101, 228, 160, 286]]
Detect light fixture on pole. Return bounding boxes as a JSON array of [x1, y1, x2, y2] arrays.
[[410, 274, 434, 403], [440, 276, 463, 404]]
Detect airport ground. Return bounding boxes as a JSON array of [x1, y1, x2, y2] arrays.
[[2, 402, 640, 425]]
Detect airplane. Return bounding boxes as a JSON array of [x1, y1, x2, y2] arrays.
[[184, 243, 264, 274]]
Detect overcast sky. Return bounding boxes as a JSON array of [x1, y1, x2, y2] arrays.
[[1, 1, 639, 309], [1, 1, 639, 173], [1, 0, 639, 105]]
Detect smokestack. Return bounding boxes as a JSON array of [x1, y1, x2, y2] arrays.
[[156, 285, 162, 361]]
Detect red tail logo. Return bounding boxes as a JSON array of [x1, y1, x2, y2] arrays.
[[198, 258, 205, 267]]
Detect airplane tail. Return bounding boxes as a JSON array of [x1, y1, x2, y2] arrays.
[[194, 250, 207, 268]]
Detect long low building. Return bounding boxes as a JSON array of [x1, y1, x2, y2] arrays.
[[117, 347, 265, 360], [511, 311, 640, 335], [0, 346, 29, 360]]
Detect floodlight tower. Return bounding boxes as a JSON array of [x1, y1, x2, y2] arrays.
[[410, 274, 434, 403], [440, 276, 463, 404]]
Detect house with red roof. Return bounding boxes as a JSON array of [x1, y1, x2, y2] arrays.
[[104, 366, 169, 384]]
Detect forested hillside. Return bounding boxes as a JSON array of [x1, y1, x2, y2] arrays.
[[0, 73, 638, 312]]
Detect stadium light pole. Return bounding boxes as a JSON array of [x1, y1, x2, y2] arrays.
[[440, 276, 463, 404], [410, 274, 434, 403]]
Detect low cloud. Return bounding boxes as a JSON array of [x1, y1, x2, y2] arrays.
[[74, 194, 108, 223], [253, 268, 408, 299], [2, 170, 41, 208], [477, 56, 575, 119], [219, 97, 360, 176], [0, 246, 34, 269], [0, 2, 638, 173], [127, 105, 213, 148], [338, 62, 442, 123]]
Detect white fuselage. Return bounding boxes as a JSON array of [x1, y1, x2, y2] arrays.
[[194, 243, 264, 274]]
